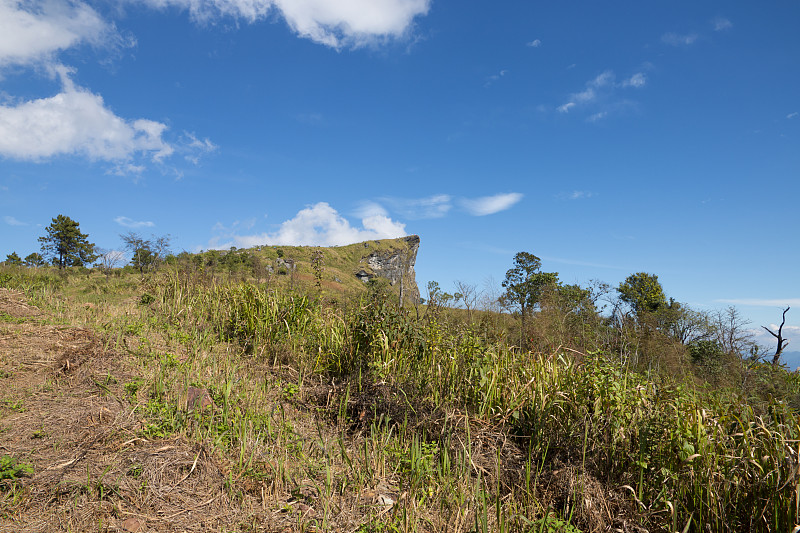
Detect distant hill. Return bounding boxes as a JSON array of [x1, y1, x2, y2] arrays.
[[779, 351, 800, 370]]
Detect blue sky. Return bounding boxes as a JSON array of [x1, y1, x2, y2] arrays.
[[1, 0, 798, 360]]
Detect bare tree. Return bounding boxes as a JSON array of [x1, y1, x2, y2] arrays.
[[713, 306, 755, 357], [480, 275, 502, 313], [454, 280, 481, 322], [96, 248, 125, 279], [763, 306, 791, 366], [120, 232, 171, 275]]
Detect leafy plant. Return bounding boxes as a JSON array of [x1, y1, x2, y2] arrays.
[[0, 455, 33, 484]]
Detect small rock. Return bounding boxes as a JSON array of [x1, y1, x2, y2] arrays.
[[376, 493, 395, 507], [121, 517, 143, 532], [187, 387, 215, 412]]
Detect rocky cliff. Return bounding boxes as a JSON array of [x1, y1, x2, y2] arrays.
[[354, 235, 420, 304]]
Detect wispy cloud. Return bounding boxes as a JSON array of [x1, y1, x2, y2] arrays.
[[558, 190, 596, 200], [379, 195, 452, 219], [3, 215, 27, 226], [590, 70, 615, 88], [662, 32, 699, 46], [712, 17, 733, 32], [484, 69, 509, 87], [183, 132, 217, 164], [460, 193, 523, 216], [586, 111, 607, 122], [114, 216, 155, 229], [211, 202, 407, 249], [621, 73, 646, 88], [526, 39, 541, 48], [558, 69, 644, 118], [716, 298, 800, 307], [572, 87, 597, 104], [557, 102, 575, 113], [212, 218, 257, 233], [366, 192, 523, 220], [788, 112, 799, 120]]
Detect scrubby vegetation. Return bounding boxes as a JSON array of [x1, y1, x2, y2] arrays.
[[0, 245, 798, 532]]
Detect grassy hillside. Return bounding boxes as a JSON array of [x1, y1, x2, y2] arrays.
[[184, 236, 420, 298], [0, 260, 798, 532]]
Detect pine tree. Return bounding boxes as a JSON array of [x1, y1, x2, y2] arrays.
[[38, 215, 97, 269], [4, 252, 22, 266], [23, 253, 45, 267]]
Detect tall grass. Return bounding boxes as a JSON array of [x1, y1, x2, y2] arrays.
[[3, 264, 798, 532]]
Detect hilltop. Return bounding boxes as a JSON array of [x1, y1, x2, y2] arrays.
[[192, 235, 421, 301]]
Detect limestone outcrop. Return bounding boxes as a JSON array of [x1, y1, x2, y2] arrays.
[[355, 235, 420, 304]]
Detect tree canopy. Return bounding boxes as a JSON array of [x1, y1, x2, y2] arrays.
[[501, 252, 559, 318], [24, 252, 45, 267], [4, 252, 22, 266], [618, 272, 668, 316], [38, 215, 97, 269], [120, 232, 171, 274], [501, 252, 559, 347]]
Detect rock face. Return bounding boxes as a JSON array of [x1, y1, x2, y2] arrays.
[[356, 235, 420, 304]]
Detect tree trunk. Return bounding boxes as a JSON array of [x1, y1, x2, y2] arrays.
[[763, 306, 790, 366]]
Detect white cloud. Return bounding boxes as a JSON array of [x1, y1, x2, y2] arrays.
[[114, 216, 155, 228], [0, 0, 125, 67], [276, 0, 430, 48], [460, 193, 523, 216], [621, 73, 646, 88], [662, 32, 698, 46], [221, 202, 407, 248], [712, 17, 732, 32], [788, 112, 798, 120], [0, 3, 212, 172], [527, 39, 541, 48], [0, 65, 174, 163], [141, 0, 431, 48], [353, 201, 390, 219], [3, 215, 27, 226]]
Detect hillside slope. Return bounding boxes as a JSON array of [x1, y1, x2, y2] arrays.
[[198, 235, 421, 301]]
